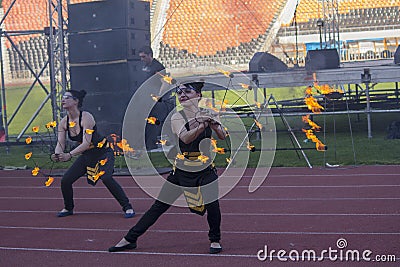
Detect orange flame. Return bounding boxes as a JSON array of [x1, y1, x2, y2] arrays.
[[254, 119, 263, 130], [69, 121, 76, 128], [46, 121, 57, 129], [25, 137, 32, 144], [151, 94, 161, 102], [117, 139, 134, 153], [146, 117, 157, 125], [93, 171, 105, 182], [158, 73, 175, 84], [32, 126, 39, 133], [198, 154, 209, 163], [31, 167, 40, 176], [99, 158, 108, 166], [176, 153, 185, 160], [316, 141, 326, 151], [302, 115, 321, 131], [213, 147, 225, 154], [85, 129, 94, 134], [25, 152, 32, 160], [157, 139, 168, 146], [305, 96, 324, 113], [45, 176, 54, 187], [305, 86, 313, 96], [239, 83, 251, 90], [218, 69, 233, 78], [247, 142, 255, 151]]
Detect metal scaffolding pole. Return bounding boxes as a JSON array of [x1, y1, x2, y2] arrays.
[[48, 0, 69, 123], [322, 0, 340, 56], [0, 0, 69, 142]]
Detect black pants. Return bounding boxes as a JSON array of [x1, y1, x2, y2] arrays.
[[145, 95, 176, 150], [60, 148, 132, 212], [125, 168, 221, 243]]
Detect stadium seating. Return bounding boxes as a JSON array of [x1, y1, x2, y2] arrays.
[[1, 0, 399, 79]]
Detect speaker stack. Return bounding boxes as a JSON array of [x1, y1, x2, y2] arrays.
[[394, 46, 400, 65], [305, 49, 340, 71], [68, 0, 150, 135]]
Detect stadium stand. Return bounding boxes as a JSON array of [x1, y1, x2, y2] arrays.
[[1, 0, 399, 79], [275, 0, 400, 65], [158, 0, 287, 67]]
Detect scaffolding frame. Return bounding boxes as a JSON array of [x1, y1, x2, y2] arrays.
[[322, 0, 340, 54], [0, 0, 69, 144]]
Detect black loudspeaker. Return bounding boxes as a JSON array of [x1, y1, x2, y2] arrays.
[[70, 61, 145, 135], [68, 29, 150, 63], [84, 91, 132, 136], [394, 46, 400, 65], [305, 49, 340, 71], [249, 52, 288, 72], [68, 0, 150, 33], [70, 60, 144, 93]]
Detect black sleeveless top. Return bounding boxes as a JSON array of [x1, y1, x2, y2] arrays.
[[178, 110, 212, 153], [67, 111, 105, 148]]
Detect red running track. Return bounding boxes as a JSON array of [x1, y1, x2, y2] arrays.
[[0, 166, 399, 266]]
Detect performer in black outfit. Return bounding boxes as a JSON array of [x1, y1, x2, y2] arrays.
[[138, 46, 175, 151], [52, 90, 135, 218], [109, 82, 227, 254]]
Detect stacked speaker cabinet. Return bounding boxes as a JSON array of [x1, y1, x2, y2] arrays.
[[394, 46, 400, 65], [68, 0, 150, 135], [249, 52, 288, 72], [305, 49, 340, 71]]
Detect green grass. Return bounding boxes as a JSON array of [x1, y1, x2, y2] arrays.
[[2, 84, 53, 136], [1, 83, 400, 169]]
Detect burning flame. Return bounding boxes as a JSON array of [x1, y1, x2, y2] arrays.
[[99, 158, 108, 166], [25, 152, 33, 160], [157, 139, 168, 146], [210, 138, 225, 154], [45, 176, 54, 187], [117, 139, 134, 153], [176, 153, 185, 160], [158, 73, 176, 84], [45, 121, 57, 129], [151, 94, 161, 102], [247, 142, 255, 152], [146, 117, 157, 125], [31, 167, 40, 176], [216, 100, 228, 111], [302, 115, 321, 131], [92, 171, 105, 182], [218, 69, 233, 78], [25, 137, 32, 144], [32, 126, 39, 133], [69, 121, 76, 128], [85, 129, 94, 134], [254, 119, 263, 130], [304, 96, 324, 113], [239, 83, 252, 90], [198, 154, 209, 163]]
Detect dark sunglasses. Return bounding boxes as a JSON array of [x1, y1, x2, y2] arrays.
[[62, 95, 77, 100], [176, 85, 199, 95]]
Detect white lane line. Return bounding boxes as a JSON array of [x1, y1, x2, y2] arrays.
[[1, 184, 400, 189], [0, 226, 399, 235], [0, 197, 399, 201], [0, 173, 399, 179], [0, 210, 399, 216], [0, 246, 254, 258]]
